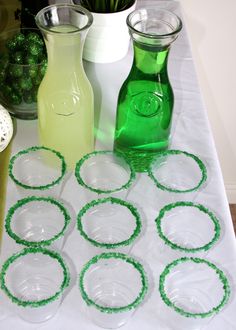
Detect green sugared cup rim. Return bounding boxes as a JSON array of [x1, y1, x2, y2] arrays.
[[79, 252, 148, 313], [77, 197, 142, 249], [8, 146, 67, 190], [159, 257, 230, 318], [0, 247, 70, 308], [148, 150, 207, 193], [75, 150, 136, 194], [155, 201, 221, 253], [5, 196, 71, 247]]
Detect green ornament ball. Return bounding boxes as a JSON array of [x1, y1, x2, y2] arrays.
[[23, 92, 34, 104], [25, 65, 38, 78], [26, 32, 44, 46], [40, 59, 47, 77], [9, 92, 22, 105], [25, 54, 38, 65], [6, 37, 18, 51], [8, 64, 23, 78], [33, 75, 43, 86], [11, 80, 22, 92], [11, 51, 24, 64], [19, 77, 33, 91], [29, 42, 43, 57], [14, 33, 25, 47]]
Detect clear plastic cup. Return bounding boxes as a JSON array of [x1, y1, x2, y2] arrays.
[[75, 150, 136, 201], [158, 257, 231, 330], [147, 150, 207, 207], [5, 196, 71, 250], [79, 252, 148, 329], [77, 197, 142, 254], [155, 201, 221, 264], [8, 146, 67, 197], [0, 289, 12, 321], [0, 247, 70, 323]]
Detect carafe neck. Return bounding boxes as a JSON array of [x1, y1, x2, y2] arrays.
[[35, 4, 93, 70], [43, 28, 86, 69], [132, 41, 170, 74], [127, 8, 182, 74]]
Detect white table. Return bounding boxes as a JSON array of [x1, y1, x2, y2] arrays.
[[1, 1, 236, 329]]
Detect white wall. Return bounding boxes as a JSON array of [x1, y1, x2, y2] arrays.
[[179, 0, 236, 203]]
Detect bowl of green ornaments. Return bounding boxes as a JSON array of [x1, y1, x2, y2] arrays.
[[0, 28, 47, 120]]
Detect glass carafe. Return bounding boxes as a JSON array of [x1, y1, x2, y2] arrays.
[[114, 8, 182, 172], [35, 4, 94, 170]]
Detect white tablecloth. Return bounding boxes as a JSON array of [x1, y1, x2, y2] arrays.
[[1, 1, 236, 329]]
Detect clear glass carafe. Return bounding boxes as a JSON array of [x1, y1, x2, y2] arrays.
[[35, 4, 94, 170], [114, 8, 182, 172]]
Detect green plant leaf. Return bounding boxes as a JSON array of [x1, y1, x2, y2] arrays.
[[79, 0, 134, 13]]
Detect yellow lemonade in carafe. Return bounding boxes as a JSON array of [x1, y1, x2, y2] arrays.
[[37, 24, 94, 169]]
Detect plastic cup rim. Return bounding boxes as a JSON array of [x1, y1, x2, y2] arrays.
[[77, 196, 142, 249], [147, 149, 207, 193], [79, 252, 148, 313], [155, 201, 221, 253], [5, 196, 71, 247], [0, 247, 70, 308], [8, 145, 67, 190], [75, 150, 136, 194], [159, 257, 231, 318]]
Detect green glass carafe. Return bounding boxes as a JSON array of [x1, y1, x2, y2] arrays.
[[114, 8, 182, 172]]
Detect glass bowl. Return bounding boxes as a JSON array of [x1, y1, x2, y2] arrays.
[[0, 28, 47, 119]]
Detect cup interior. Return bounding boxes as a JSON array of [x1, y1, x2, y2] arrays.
[[83, 257, 143, 309], [4, 252, 65, 304], [149, 151, 207, 192], [156, 202, 220, 252], [10, 147, 66, 189], [76, 152, 134, 193], [78, 198, 141, 248], [160, 258, 230, 317], [7, 197, 70, 246]]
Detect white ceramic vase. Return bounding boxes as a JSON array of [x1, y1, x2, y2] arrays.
[[81, 1, 137, 63]]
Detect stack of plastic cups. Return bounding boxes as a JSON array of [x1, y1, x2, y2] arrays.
[[1, 145, 72, 323], [75, 150, 149, 328]]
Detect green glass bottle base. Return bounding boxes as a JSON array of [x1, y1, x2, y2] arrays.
[[114, 141, 169, 173]]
